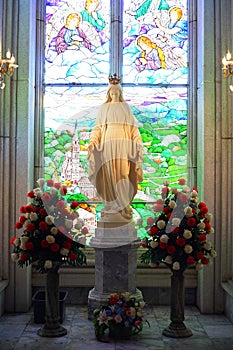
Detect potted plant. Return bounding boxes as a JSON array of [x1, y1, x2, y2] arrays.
[[93, 292, 147, 341], [140, 178, 217, 337], [10, 178, 87, 337]]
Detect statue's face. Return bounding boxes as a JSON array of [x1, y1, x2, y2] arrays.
[[109, 87, 120, 101]]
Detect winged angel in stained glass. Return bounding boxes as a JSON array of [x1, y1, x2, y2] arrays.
[[123, 0, 188, 83], [45, 0, 109, 83]]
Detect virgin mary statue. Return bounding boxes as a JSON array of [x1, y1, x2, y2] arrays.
[[88, 75, 143, 220]]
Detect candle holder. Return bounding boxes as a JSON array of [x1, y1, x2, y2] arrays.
[[0, 49, 18, 89]]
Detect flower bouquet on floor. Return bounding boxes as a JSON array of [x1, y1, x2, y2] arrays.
[[140, 178, 217, 273], [93, 292, 147, 341], [10, 178, 86, 273]]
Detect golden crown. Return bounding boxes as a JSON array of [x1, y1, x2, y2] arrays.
[[108, 73, 121, 85]]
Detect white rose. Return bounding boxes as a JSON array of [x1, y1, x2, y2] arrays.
[[203, 241, 212, 250], [45, 215, 54, 225], [169, 200, 177, 209], [20, 236, 29, 249], [184, 244, 193, 254], [46, 235, 55, 244], [75, 219, 84, 230], [14, 238, 20, 246], [182, 185, 190, 192], [209, 227, 214, 234], [157, 220, 166, 229], [150, 241, 159, 248], [197, 222, 205, 230], [210, 249, 217, 258], [60, 248, 69, 256], [172, 261, 180, 270], [30, 212, 38, 221], [11, 253, 19, 261], [44, 260, 53, 269], [183, 230, 192, 239], [78, 236, 86, 245], [65, 219, 73, 229], [184, 206, 193, 218], [190, 190, 198, 198], [37, 178, 45, 188], [205, 213, 213, 222], [50, 227, 58, 235], [34, 188, 43, 198], [172, 218, 181, 226], [160, 234, 169, 243], [164, 255, 173, 264]]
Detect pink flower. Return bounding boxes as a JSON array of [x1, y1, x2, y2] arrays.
[[114, 314, 122, 323]]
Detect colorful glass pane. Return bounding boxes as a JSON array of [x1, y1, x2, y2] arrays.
[[123, 0, 188, 84], [45, 0, 110, 84]]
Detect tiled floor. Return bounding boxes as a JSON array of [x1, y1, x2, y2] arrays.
[[0, 305, 233, 350]]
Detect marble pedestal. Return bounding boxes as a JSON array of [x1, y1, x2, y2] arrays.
[[88, 216, 143, 318]]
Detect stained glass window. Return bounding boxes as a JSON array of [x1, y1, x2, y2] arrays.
[[44, 0, 188, 240]]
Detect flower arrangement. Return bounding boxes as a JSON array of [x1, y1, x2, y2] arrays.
[[10, 178, 86, 273], [93, 292, 146, 340], [140, 179, 217, 273]]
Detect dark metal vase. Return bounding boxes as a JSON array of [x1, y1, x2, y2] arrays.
[[163, 271, 193, 338], [37, 264, 67, 337]]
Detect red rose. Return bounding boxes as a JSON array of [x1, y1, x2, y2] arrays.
[[135, 320, 142, 327], [109, 295, 119, 305], [156, 199, 164, 205], [41, 239, 49, 248], [198, 234, 206, 242], [178, 178, 186, 185], [199, 207, 208, 216], [167, 245, 176, 254], [187, 256, 195, 265], [196, 252, 204, 260], [25, 205, 35, 213], [201, 257, 209, 265], [15, 222, 23, 229], [50, 243, 60, 252], [159, 242, 167, 249], [20, 206, 27, 213], [172, 227, 179, 235], [176, 237, 186, 247], [69, 252, 77, 261], [69, 213, 77, 220], [27, 190, 35, 198], [39, 208, 47, 217], [153, 203, 164, 212], [60, 187, 67, 196], [163, 206, 170, 215], [63, 241, 72, 250], [179, 193, 189, 203], [42, 192, 51, 204], [54, 182, 61, 189], [198, 202, 206, 209], [192, 187, 198, 193], [19, 253, 28, 261], [187, 217, 196, 227], [25, 241, 34, 250], [39, 221, 49, 231], [26, 223, 35, 233], [19, 216, 27, 224], [204, 221, 211, 232], [147, 217, 154, 226], [46, 179, 54, 187], [10, 237, 16, 245], [71, 201, 79, 209], [149, 226, 158, 236], [161, 186, 169, 195]]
